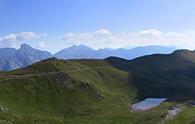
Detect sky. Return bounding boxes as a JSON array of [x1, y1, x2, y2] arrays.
[[1, 0, 195, 53]]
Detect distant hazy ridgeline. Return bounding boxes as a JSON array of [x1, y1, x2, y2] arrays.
[[0, 44, 175, 71]]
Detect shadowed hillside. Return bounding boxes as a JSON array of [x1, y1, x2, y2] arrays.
[[106, 49, 195, 100]]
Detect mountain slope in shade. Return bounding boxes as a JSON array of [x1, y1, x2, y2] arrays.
[[54, 44, 176, 59], [0, 44, 52, 71], [106, 49, 195, 99]]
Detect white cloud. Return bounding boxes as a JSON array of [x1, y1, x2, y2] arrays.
[[36, 41, 46, 49], [63, 28, 195, 50], [0, 32, 47, 48], [95, 28, 111, 35], [139, 29, 162, 36]]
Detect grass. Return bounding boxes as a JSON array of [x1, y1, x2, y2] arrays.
[[0, 57, 194, 123], [0, 59, 139, 123]]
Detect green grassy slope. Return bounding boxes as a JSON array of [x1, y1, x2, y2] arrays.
[[0, 58, 140, 123], [0, 50, 195, 123]]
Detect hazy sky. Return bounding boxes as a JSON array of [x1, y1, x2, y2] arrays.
[[1, 0, 195, 53]]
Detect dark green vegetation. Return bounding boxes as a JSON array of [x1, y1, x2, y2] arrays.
[[0, 49, 195, 123]]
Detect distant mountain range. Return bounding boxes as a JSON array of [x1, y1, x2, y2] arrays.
[[54, 44, 176, 59], [0, 44, 52, 71], [0, 44, 176, 71]]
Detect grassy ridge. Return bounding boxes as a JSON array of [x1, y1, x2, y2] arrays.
[[0, 58, 140, 123]]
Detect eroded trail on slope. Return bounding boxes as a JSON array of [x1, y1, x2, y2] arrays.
[[160, 101, 195, 124], [159, 105, 183, 124]]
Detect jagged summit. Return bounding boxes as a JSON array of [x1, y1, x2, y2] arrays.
[[0, 44, 52, 71], [20, 43, 32, 49]]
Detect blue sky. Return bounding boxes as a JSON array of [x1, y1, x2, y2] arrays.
[[0, 0, 195, 53]]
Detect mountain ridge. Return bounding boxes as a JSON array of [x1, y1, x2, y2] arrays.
[[0, 44, 176, 71], [54, 44, 176, 59], [0, 44, 52, 71]]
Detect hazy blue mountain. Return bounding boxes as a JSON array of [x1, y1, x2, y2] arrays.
[[54, 44, 97, 59], [0, 44, 176, 71], [0, 44, 52, 71], [0, 48, 17, 58], [55, 44, 176, 60]]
